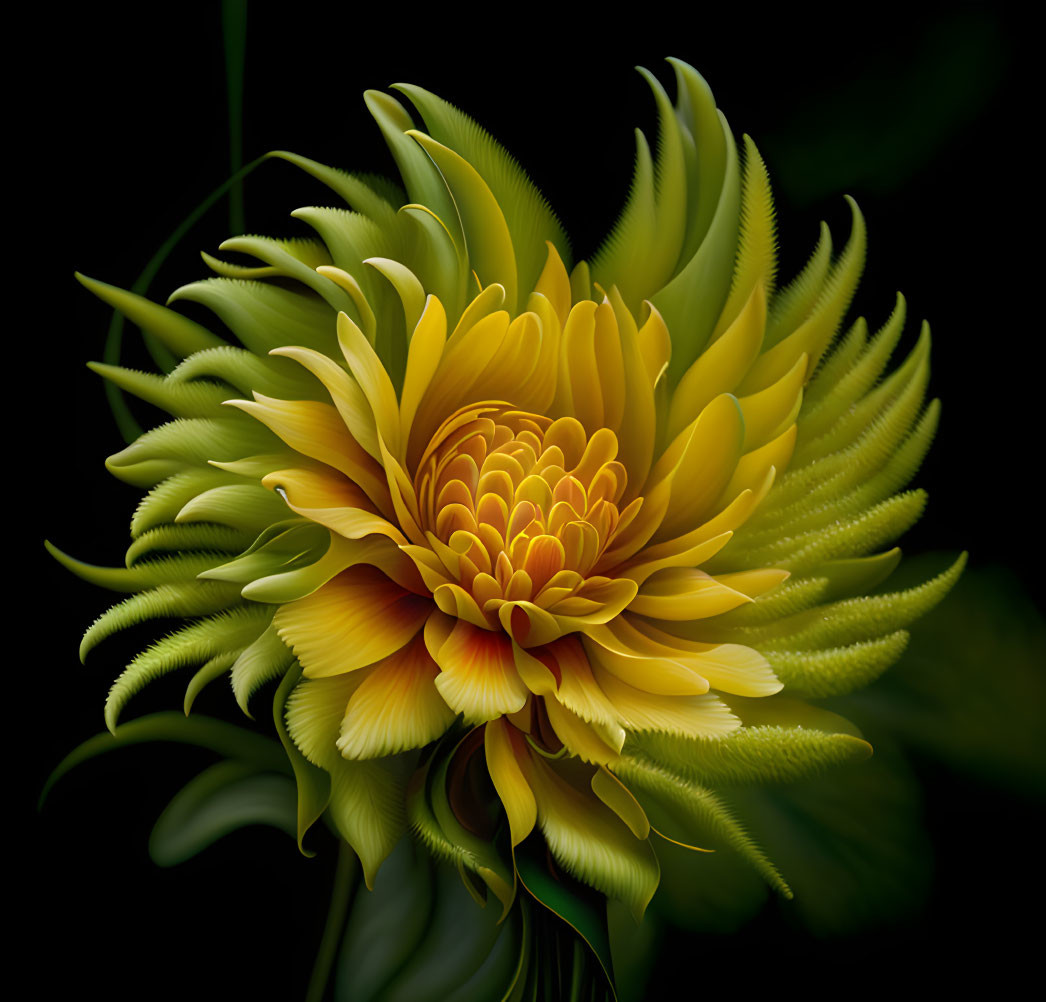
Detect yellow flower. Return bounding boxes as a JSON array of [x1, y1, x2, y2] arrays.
[[53, 59, 963, 931]]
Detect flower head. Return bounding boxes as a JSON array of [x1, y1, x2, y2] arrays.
[[56, 58, 963, 936]]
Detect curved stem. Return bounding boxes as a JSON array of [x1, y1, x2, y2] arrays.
[[305, 841, 358, 1002]]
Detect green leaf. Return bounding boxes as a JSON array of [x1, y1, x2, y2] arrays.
[[268, 150, 400, 224], [332, 837, 435, 1001], [613, 756, 791, 898], [394, 83, 569, 298], [514, 834, 617, 1000], [40, 711, 290, 808], [727, 741, 929, 935], [231, 624, 295, 715], [767, 631, 910, 698], [86, 362, 231, 419], [273, 664, 330, 856], [124, 524, 252, 566], [843, 559, 1046, 795], [168, 277, 340, 357], [653, 108, 740, 383], [105, 605, 273, 731], [76, 272, 227, 358], [149, 760, 296, 866], [103, 415, 278, 487], [731, 552, 966, 649], [626, 726, 871, 786], [46, 541, 230, 593], [79, 581, 244, 661]]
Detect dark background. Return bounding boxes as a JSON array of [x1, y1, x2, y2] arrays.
[[19, 3, 1041, 999]]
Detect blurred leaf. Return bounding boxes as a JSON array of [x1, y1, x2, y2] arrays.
[[149, 760, 296, 866], [333, 837, 520, 1002], [647, 827, 768, 935], [841, 558, 1046, 797], [729, 741, 931, 936], [40, 711, 290, 807]]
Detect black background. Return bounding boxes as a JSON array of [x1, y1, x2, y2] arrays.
[[19, 3, 1042, 999]]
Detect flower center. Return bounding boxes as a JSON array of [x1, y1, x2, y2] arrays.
[[414, 402, 639, 630]]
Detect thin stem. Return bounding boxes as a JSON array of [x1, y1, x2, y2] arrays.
[[221, 0, 248, 235], [305, 841, 359, 1002], [567, 939, 585, 1002]]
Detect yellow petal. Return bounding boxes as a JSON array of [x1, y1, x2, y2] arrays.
[[544, 698, 621, 765], [269, 345, 381, 461], [714, 423, 797, 509], [737, 352, 807, 451], [559, 301, 602, 433], [471, 311, 542, 404], [627, 619, 782, 697], [636, 302, 670, 390], [533, 241, 572, 329], [650, 393, 745, 541], [589, 662, 741, 739], [538, 637, 621, 728], [261, 467, 406, 544], [228, 395, 392, 516], [618, 530, 734, 586], [364, 257, 426, 334], [592, 767, 650, 839], [275, 565, 431, 677], [522, 753, 660, 920], [512, 642, 559, 696], [521, 291, 562, 414], [400, 294, 447, 451], [668, 282, 766, 439], [337, 311, 402, 457], [413, 310, 510, 447], [484, 718, 537, 846], [337, 634, 455, 758], [286, 671, 367, 767], [432, 619, 529, 722], [628, 568, 753, 620], [583, 634, 709, 696], [433, 582, 490, 629], [605, 288, 657, 498]]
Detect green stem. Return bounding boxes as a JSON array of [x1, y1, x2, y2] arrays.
[[305, 840, 359, 1002], [567, 939, 585, 1002], [222, 0, 248, 235]]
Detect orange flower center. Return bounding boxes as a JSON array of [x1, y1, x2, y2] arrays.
[[414, 402, 642, 631]]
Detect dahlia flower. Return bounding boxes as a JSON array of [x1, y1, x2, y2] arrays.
[[50, 57, 963, 999]]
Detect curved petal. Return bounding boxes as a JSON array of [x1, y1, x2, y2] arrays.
[[484, 718, 537, 847], [521, 753, 660, 920], [629, 567, 753, 619], [431, 619, 529, 722], [338, 633, 455, 758], [590, 661, 740, 739], [274, 564, 432, 677]]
